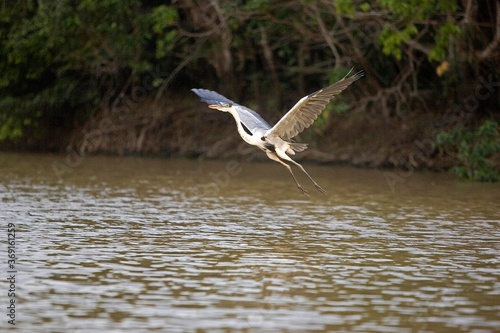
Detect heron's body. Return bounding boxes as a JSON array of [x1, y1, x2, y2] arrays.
[[192, 70, 363, 195]]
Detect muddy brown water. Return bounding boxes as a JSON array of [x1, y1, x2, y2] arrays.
[[1, 152, 499, 332]]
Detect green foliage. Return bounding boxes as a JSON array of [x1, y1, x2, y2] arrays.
[[379, 0, 457, 20], [380, 24, 418, 60], [429, 22, 461, 62], [150, 5, 179, 59], [360, 3, 371, 12], [336, 0, 372, 17], [378, 0, 460, 62], [0, 0, 161, 140], [335, 0, 356, 17], [242, 0, 270, 11], [435, 120, 500, 182]]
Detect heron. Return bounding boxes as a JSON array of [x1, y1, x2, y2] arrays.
[[192, 70, 363, 195]]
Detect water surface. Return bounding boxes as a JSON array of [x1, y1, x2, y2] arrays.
[[1, 152, 499, 332]]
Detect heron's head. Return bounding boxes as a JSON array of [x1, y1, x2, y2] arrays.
[[208, 102, 232, 112]]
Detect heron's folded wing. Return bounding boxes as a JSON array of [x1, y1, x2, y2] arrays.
[[267, 70, 363, 141]]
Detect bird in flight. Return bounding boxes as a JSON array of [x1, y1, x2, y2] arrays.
[[192, 70, 363, 195]]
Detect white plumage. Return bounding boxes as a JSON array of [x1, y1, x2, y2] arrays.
[[192, 70, 363, 195]]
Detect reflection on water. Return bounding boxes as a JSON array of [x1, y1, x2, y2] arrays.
[[1, 152, 499, 332]]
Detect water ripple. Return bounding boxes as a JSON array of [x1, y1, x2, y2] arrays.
[[1, 154, 499, 332]]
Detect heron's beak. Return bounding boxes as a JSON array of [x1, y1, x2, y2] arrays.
[[208, 105, 221, 110]]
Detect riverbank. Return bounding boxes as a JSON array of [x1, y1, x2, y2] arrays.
[[0, 98, 453, 169], [2, 92, 498, 181]]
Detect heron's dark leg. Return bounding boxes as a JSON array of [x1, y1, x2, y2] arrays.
[[266, 151, 309, 195], [278, 153, 326, 194], [288, 159, 326, 194]]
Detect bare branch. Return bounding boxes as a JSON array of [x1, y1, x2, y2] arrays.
[[307, 3, 342, 68], [476, 1, 500, 60], [259, 26, 281, 98]]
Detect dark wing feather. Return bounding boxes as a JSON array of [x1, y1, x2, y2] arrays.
[[267, 70, 363, 140], [191, 88, 236, 106]]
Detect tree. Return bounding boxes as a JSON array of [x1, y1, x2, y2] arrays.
[[1, 0, 498, 179]]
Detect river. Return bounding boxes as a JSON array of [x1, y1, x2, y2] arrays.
[[1, 152, 499, 332]]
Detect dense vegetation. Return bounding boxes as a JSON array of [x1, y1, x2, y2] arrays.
[[1, 0, 499, 180]]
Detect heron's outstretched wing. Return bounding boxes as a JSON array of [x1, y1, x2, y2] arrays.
[[191, 88, 236, 106], [192, 88, 271, 133], [267, 70, 363, 140]]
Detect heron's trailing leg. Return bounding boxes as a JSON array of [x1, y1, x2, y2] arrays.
[[289, 159, 326, 194], [279, 153, 326, 194], [266, 151, 309, 195]]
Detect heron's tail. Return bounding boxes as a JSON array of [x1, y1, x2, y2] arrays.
[[287, 142, 308, 155]]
